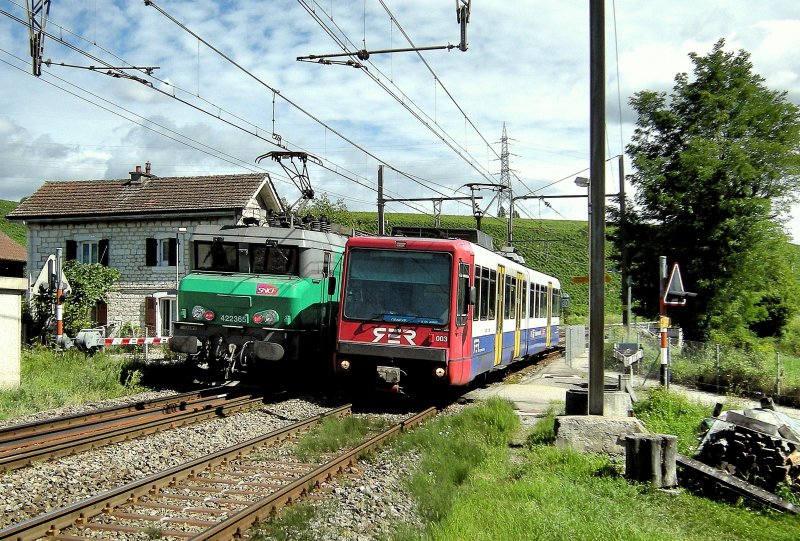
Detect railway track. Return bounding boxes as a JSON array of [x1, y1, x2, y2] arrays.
[[0, 387, 268, 473], [0, 405, 436, 541]]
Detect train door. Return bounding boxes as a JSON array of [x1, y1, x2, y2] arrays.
[[545, 281, 553, 347], [513, 271, 524, 359], [494, 265, 506, 366]]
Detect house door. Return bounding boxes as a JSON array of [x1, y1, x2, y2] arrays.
[[159, 296, 177, 337]]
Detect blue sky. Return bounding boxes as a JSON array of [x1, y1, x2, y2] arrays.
[[1, 1, 799, 240]]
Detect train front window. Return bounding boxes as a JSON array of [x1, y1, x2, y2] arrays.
[[344, 249, 451, 324], [195, 241, 238, 272], [251, 244, 299, 275]]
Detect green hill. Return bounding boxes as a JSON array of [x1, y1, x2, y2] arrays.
[[0, 200, 26, 246]]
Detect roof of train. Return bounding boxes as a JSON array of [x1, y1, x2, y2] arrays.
[[346, 235, 561, 288]]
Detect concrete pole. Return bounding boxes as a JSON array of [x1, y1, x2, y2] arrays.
[[588, 0, 606, 415], [619, 156, 630, 328]]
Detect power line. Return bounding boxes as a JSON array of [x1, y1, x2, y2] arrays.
[[1, 2, 440, 217]]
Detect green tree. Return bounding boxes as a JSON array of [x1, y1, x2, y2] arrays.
[[27, 260, 121, 342], [302, 192, 355, 227], [610, 39, 800, 341]]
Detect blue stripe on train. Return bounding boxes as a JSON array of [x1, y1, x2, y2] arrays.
[[469, 325, 559, 381]]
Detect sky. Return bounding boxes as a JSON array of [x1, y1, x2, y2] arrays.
[[1, 1, 799, 241]]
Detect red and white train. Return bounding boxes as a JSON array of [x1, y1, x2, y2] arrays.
[[334, 230, 563, 392]]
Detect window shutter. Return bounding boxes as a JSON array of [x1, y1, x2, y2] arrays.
[[96, 301, 108, 326], [66, 240, 77, 261], [146, 238, 157, 266], [168, 237, 177, 266], [99, 239, 110, 266], [145, 297, 157, 330]]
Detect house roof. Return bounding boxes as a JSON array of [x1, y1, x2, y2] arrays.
[[0, 232, 26, 262], [7, 173, 283, 221]]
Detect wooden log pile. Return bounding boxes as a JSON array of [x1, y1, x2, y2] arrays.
[[693, 407, 800, 495]]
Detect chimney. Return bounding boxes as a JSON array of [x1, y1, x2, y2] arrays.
[[127, 163, 153, 185]]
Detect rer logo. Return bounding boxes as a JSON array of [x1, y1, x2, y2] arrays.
[[256, 283, 278, 296], [372, 327, 417, 345]]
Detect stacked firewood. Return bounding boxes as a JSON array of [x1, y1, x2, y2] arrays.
[[695, 408, 800, 494]]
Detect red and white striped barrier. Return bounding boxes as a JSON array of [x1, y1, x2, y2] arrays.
[[103, 337, 171, 347]]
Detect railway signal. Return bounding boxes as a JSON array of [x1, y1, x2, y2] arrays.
[[659, 257, 697, 387]]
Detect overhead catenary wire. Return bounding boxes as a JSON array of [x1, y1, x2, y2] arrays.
[[299, 0, 499, 189], [1, 1, 438, 217], [142, 0, 463, 215]]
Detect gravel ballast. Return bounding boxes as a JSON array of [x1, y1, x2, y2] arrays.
[[0, 391, 450, 540]]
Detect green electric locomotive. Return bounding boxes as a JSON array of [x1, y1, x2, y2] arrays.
[[169, 218, 349, 380]]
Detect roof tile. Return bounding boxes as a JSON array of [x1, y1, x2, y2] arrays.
[[8, 174, 268, 219], [0, 232, 26, 261]]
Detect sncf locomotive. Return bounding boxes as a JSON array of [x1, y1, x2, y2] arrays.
[[169, 218, 349, 380], [334, 229, 562, 392]]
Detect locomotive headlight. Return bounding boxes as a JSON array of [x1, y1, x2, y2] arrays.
[[434, 367, 446, 378], [252, 309, 279, 326], [339, 359, 351, 371]]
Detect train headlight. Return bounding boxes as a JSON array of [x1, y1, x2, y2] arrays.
[[252, 309, 279, 326], [434, 367, 446, 378], [339, 359, 351, 371]]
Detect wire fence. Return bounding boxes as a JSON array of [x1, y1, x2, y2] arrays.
[[603, 325, 800, 408]]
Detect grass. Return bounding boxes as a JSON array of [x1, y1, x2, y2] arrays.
[[292, 415, 390, 462], [631, 387, 715, 455], [0, 199, 26, 246], [393, 397, 800, 541], [0, 346, 146, 420], [250, 503, 318, 541]]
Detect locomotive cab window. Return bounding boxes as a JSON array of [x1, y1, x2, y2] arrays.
[[250, 244, 299, 275], [195, 241, 238, 272]]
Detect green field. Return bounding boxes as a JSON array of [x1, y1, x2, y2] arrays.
[[0, 200, 26, 246]]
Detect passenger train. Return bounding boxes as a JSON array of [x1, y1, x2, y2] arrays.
[[334, 229, 563, 392]]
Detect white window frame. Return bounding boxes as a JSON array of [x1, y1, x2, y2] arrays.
[[157, 237, 172, 267], [74, 234, 101, 264], [153, 291, 178, 337], [152, 233, 177, 272]]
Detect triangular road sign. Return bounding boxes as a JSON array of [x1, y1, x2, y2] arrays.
[[662, 263, 696, 306]]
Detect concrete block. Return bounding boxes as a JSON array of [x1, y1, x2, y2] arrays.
[[554, 415, 649, 457], [565, 389, 633, 417]]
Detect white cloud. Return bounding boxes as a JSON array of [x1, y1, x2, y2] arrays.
[[1, 0, 799, 240]]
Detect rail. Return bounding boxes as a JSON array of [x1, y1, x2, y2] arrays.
[[0, 405, 437, 540]]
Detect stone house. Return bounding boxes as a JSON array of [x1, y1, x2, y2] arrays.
[[7, 166, 282, 337]]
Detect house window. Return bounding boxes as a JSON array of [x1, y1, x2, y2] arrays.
[[146, 237, 177, 267], [79, 240, 100, 264], [67, 238, 109, 266], [158, 238, 172, 267]]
